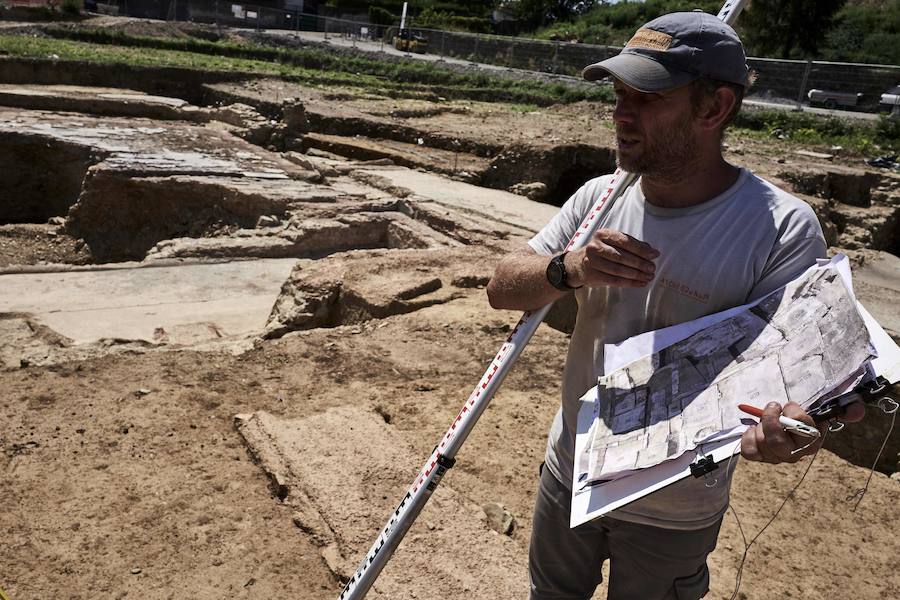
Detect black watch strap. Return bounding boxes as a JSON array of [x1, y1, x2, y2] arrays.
[[546, 252, 581, 291]]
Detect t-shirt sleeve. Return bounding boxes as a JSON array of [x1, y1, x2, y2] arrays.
[[747, 206, 828, 302], [528, 176, 614, 256]]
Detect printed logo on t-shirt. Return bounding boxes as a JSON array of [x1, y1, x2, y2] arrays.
[[658, 277, 710, 304]]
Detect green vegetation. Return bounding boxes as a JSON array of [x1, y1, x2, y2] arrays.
[[414, 8, 492, 33], [0, 29, 612, 106], [529, 0, 900, 64], [330, 0, 492, 32], [740, 0, 845, 59], [531, 1, 722, 44], [60, 0, 82, 17], [820, 1, 900, 64], [732, 109, 899, 155]]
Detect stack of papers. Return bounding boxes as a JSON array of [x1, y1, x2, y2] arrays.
[[571, 255, 900, 527]]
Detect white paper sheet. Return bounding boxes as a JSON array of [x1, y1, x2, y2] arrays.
[[572, 254, 896, 527]]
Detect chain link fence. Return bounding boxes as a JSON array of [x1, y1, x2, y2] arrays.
[[106, 3, 900, 114]]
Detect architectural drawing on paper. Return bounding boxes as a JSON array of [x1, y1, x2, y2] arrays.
[[578, 266, 874, 485]]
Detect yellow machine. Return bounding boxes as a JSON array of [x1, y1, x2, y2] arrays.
[[393, 29, 428, 53]]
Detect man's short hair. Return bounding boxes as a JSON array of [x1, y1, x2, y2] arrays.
[[690, 77, 752, 131]]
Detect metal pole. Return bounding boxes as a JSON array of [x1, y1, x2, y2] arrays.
[[796, 60, 812, 111], [338, 2, 750, 599]]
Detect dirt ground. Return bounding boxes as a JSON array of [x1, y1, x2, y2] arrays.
[[2, 15, 899, 600], [4, 292, 899, 600]]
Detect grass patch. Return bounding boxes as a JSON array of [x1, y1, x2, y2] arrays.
[[1, 28, 613, 106], [733, 109, 899, 155]]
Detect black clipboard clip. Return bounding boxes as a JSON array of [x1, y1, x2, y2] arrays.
[[807, 375, 892, 424], [690, 454, 719, 479]]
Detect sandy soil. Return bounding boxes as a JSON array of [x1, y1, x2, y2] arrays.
[[3, 290, 898, 599]]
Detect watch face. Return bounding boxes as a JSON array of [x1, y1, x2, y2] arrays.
[[547, 256, 565, 288]]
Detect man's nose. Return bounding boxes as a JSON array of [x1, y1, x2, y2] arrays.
[[613, 97, 637, 125]]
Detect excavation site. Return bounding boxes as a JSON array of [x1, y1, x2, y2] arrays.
[[2, 12, 899, 600]]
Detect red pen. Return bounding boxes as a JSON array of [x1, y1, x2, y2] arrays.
[[738, 404, 821, 438]]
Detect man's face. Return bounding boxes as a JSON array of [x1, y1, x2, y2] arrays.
[[612, 80, 700, 181]]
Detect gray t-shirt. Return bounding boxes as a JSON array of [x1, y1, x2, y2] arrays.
[[528, 168, 827, 530]]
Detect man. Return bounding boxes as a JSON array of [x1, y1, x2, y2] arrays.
[[486, 11, 863, 600]]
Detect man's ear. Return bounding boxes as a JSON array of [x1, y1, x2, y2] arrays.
[[695, 86, 737, 132]]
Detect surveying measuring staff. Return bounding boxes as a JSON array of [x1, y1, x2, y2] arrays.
[[336, 2, 868, 599]]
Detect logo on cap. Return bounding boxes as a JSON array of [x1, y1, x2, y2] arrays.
[[626, 28, 673, 51]]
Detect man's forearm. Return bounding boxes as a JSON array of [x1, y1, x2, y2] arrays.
[[486, 250, 569, 311]]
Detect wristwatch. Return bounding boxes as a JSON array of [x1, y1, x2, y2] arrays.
[[546, 252, 581, 291]]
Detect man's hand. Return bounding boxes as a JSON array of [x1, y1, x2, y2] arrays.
[[566, 229, 659, 288], [740, 398, 866, 464]]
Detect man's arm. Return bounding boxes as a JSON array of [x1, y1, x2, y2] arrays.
[[486, 229, 660, 311]]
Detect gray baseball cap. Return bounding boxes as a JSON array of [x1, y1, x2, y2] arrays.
[[582, 11, 749, 92]]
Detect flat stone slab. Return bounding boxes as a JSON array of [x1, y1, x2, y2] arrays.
[[235, 407, 527, 599], [0, 109, 313, 179], [357, 164, 558, 234], [0, 259, 297, 344]]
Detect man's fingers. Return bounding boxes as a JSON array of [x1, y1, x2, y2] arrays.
[[585, 270, 653, 288], [598, 229, 660, 261], [583, 255, 653, 284], [743, 401, 830, 465], [585, 239, 657, 277], [753, 424, 782, 463], [781, 401, 813, 423], [782, 401, 828, 437], [740, 427, 762, 461], [760, 402, 799, 463]]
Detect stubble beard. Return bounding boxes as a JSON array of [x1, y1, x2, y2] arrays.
[[616, 112, 699, 183]]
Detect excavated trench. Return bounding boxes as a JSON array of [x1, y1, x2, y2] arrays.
[[779, 167, 900, 252], [0, 132, 99, 224], [482, 143, 617, 205]]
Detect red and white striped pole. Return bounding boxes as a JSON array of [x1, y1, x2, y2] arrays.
[[339, 3, 749, 598]]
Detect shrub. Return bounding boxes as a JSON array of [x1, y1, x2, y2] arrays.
[[61, 0, 81, 17]]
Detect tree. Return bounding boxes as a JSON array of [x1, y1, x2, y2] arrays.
[[507, 0, 598, 29], [821, 1, 900, 64], [740, 0, 847, 59]]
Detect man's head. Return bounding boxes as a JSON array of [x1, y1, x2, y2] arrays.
[[584, 12, 750, 180], [582, 11, 749, 93]]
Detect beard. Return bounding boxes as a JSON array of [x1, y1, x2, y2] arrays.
[[616, 111, 699, 183]]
